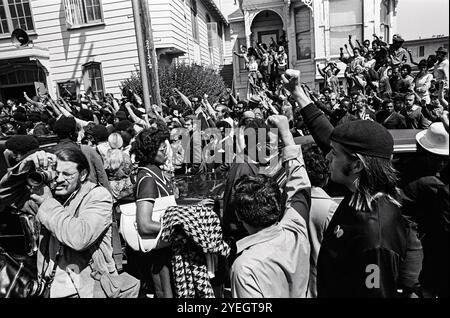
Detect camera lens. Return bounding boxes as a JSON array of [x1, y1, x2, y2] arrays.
[[27, 171, 45, 187], [27, 171, 53, 187]]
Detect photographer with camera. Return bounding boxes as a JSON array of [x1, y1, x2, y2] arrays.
[[0, 146, 120, 298]]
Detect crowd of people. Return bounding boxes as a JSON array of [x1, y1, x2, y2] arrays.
[[234, 32, 449, 131], [0, 32, 448, 299]]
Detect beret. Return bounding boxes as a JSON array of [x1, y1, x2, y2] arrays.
[[331, 120, 393, 159]]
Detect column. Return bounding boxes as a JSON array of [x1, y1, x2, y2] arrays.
[[244, 10, 252, 49]]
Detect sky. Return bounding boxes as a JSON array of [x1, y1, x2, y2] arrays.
[[219, 0, 449, 41], [397, 0, 449, 40]]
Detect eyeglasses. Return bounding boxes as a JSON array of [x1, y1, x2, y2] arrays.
[[56, 170, 78, 182]]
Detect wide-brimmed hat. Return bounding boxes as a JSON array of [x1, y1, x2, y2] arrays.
[[436, 47, 448, 55], [416, 122, 449, 156]]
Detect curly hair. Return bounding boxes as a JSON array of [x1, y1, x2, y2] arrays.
[[232, 174, 282, 229], [302, 142, 330, 188], [130, 125, 169, 165]]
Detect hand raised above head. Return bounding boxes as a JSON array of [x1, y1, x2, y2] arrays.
[[281, 69, 312, 109]]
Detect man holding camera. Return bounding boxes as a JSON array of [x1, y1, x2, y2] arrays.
[[0, 146, 115, 298]]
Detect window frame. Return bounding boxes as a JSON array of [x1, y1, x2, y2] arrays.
[[0, 0, 36, 36], [328, 0, 364, 56], [63, 0, 105, 30], [190, 0, 199, 42], [294, 6, 312, 61], [419, 46, 425, 57], [380, 0, 390, 46], [82, 61, 105, 101]]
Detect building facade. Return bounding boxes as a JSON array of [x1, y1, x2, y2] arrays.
[[403, 36, 449, 71], [229, 0, 399, 96], [0, 0, 227, 103]]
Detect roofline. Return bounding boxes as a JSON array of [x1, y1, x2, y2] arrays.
[[201, 0, 229, 25], [404, 36, 449, 44]]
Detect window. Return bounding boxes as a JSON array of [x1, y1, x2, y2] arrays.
[[329, 0, 363, 55], [380, 0, 390, 44], [0, 0, 35, 35], [217, 22, 223, 39], [207, 22, 218, 64], [295, 6, 311, 60], [419, 46, 425, 57], [82, 62, 104, 100], [57, 80, 78, 101], [64, 0, 103, 28], [190, 0, 198, 41]]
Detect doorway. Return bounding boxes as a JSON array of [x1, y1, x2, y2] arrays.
[[0, 84, 37, 104]]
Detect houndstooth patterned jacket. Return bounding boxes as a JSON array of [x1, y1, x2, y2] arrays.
[[160, 204, 230, 298]]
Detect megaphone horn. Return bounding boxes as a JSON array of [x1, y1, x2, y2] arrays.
[[11, 28, 30, 47]]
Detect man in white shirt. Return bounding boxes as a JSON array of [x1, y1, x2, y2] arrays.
[[434, 47, 449, 90]]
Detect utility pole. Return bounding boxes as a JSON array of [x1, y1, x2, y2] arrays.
[[140, 0, 162, 108], [131, 0, 151, 111]]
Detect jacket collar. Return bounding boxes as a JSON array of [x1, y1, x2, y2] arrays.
[[236, 223, 282, 254]]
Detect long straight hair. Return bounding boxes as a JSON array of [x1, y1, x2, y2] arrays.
[[350, 154, 401, 212]]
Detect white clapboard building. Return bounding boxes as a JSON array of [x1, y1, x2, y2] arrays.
[[0, 0, 228, 102]]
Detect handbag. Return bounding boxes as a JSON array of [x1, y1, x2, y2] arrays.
[[119, 194, 176, 252]]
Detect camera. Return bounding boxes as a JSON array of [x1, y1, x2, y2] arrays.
[[26, 169, 56, 187], [24, 277, 50, 298]]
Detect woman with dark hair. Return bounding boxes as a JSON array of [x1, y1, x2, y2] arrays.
[[414, 60, 433, 104], [127, 125, 175, 298]]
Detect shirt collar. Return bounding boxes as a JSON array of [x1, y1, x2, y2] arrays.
[[236, 223, 282, 254]]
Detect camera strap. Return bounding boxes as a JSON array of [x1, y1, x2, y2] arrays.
[[45, 244, 63, 287]]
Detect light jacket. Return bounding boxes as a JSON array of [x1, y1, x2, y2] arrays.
[[36, 181, 115, 298], [231, 145, 312, 298]]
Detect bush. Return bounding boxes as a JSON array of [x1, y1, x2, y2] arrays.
[[121, 62, 228, 112]]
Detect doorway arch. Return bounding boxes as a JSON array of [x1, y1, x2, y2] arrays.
[[250, 10, 285, 48]]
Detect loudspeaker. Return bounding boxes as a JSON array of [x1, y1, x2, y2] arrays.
[[11, 28, 30, 47]]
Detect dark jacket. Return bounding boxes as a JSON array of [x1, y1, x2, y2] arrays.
[[376, 111, 407, 129], [317, 194, 408, 297], [300, 102, 418, 297], [402, 175, 449, 297]]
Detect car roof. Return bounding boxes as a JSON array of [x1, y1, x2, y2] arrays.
[[294, 129, 422, 154]]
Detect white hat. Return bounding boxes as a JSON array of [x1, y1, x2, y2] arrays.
[[416, 122, 449, 156]]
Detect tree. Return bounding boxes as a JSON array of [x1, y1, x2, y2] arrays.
[[121, 62, 227, 112]]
